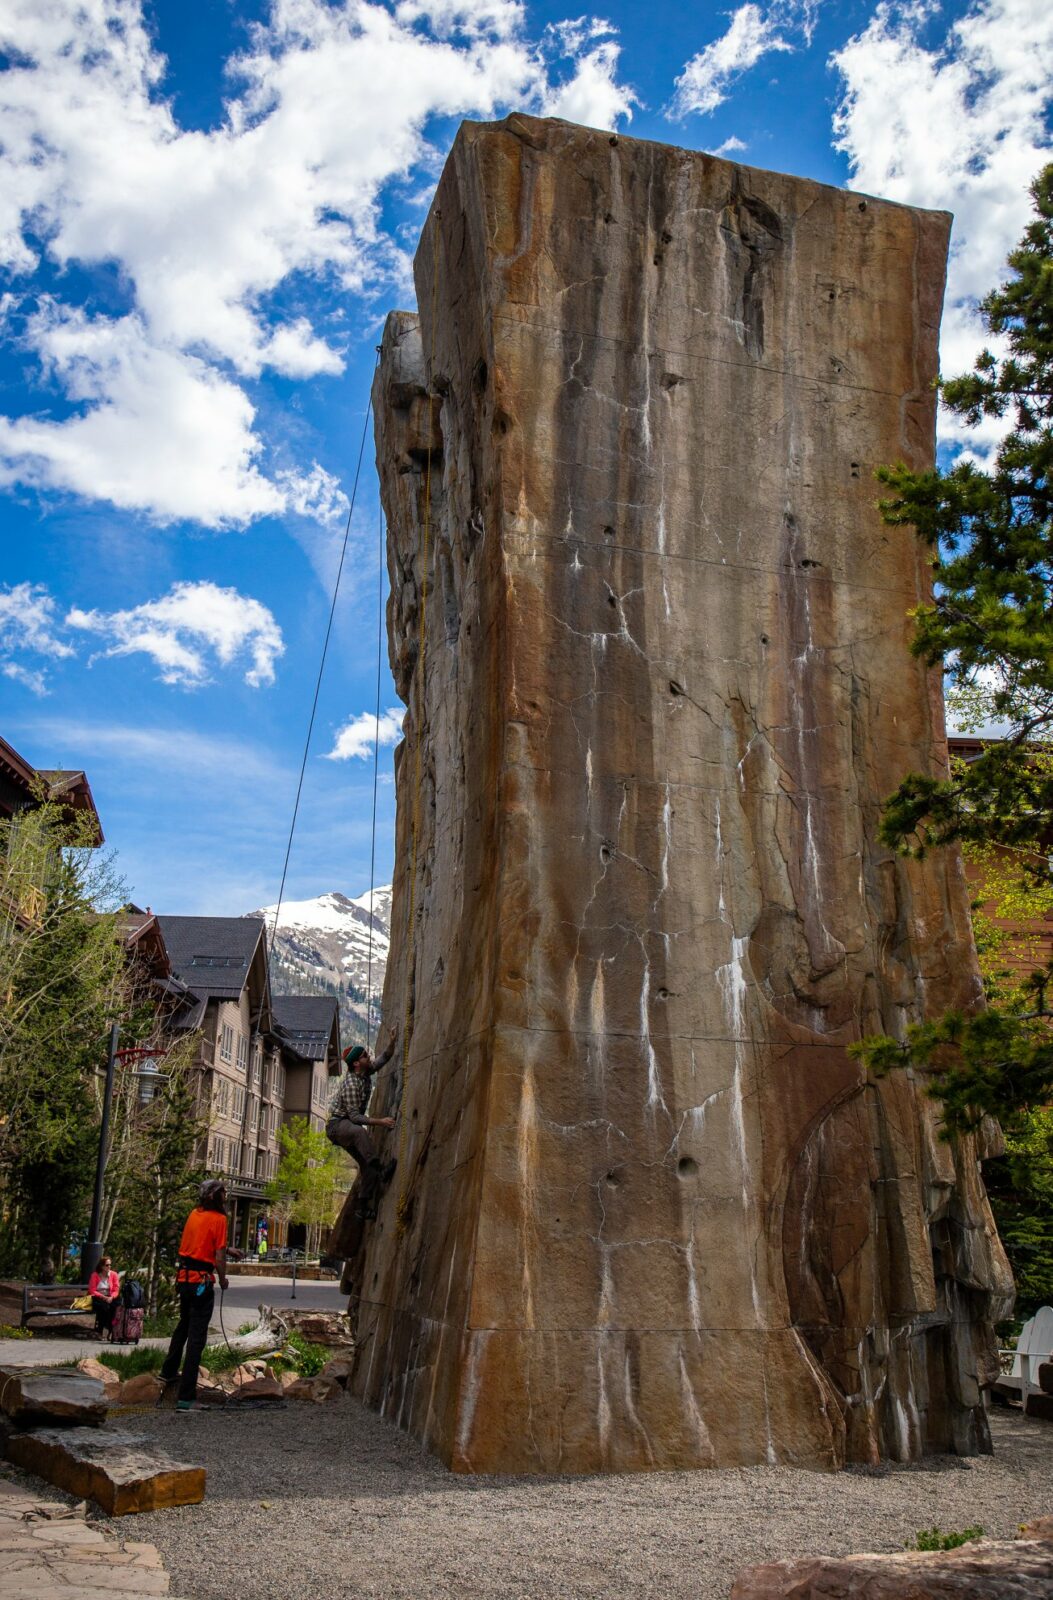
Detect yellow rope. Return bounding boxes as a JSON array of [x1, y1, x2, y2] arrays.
[[395, 208, 441, 1237]]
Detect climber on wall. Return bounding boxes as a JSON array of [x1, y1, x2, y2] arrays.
[[326, 1024, 399, 1219]]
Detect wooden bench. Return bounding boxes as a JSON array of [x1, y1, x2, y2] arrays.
[[20, 1284, 96, 1331]]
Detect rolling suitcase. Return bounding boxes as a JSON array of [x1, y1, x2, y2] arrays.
[[110, 1303, 145, 1344], [110, 1279, 146, 1344]]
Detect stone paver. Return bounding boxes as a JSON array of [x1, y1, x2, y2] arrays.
[[0, 1476, 186, 1599]]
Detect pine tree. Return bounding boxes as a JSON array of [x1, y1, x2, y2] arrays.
[[856, 166, 1053, 1136]]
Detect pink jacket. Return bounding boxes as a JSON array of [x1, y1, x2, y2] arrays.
[[88, 1269, 119, 1300]]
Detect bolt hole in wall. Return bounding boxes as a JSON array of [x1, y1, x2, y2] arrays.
[[678, 1157, 699, 1179]]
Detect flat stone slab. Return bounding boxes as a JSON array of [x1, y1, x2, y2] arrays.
[[6, 1427, 205, 1516], [0, 1476, 189, 1596], [730, 1521, 1053, 1598], [0, 1366, 107, 1428]]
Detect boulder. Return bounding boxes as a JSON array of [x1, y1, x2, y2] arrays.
[[0, 1365, 107, 1427], [1038, 1362, 1053, 1397], [115, 1372, 164, 1407], [730, 1525, 1053, 1599], [282, 1310, 353, 1348], [1025, 1391, 1053, 1422], [195, 1376, 227, 1406], [6, 1427, 205, 1515], [354, 111, 1014, 1474], [319, 1355, 354, 1387], [220, 1362, 267, 1390], [285, 1376, 342, 1404], [226, 1375, 283, 1405], [76, 1358, 121, 1397]]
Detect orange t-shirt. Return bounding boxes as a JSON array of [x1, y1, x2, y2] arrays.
[[177, 1208, 228, 1279]]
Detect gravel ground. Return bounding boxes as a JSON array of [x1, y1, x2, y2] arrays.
[[110, 1403, 1053, 1600]]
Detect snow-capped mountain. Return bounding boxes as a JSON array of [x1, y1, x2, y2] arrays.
[[250, 887, 392, 1049]]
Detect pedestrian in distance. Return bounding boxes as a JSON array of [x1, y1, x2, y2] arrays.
[[88, 1254, 119, 1335], [325, 1024, 399, 1220], [160, 1180, 229, 1411]]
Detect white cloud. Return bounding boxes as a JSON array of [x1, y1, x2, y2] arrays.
[[326, 706, 404, 760], [2, 662, 49, 696], [66, 580, 285, 687], [541, 19, 638, 129], [831, 0, 1053, 449], [0, 580, 75, 692], [713, 135, 748, 156], [0, 0, 637, 528], [0, 305, 285, 528], [670, 4, 792, 118], [0, 581, 76, 660], [24, 716, 277, 785]]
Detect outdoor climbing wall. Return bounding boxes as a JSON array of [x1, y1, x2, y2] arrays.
[[352, 114, 1013, 1474]]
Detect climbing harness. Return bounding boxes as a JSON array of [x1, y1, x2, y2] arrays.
[[395, 209, 442, 1235]]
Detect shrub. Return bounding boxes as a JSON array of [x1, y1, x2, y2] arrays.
[[0, 1324, 32, 1340], [909, 1526, 984, 1552], [286, 1328, 329, 1376]]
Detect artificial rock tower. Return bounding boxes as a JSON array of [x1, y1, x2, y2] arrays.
[[350, 115, 1013, 1473]]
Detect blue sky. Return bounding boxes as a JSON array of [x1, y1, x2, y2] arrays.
[[0, 0, 1050, 914]]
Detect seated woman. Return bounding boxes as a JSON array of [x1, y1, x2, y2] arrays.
[[88, 1255, 119, 1336]]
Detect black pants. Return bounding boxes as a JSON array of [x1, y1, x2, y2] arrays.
[[92, 1295, 115, 1333], [161, 1281, 214, 1403]]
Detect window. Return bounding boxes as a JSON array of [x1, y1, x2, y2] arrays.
[[212, 1136, 225, 1170], [233, 1086, 245, 1121], [214, 1079, 229, 1117], [237, 1034, 248, 1073], [219, 1022, 233, 1063], [252, 1040, 262, 1086], [249, 1097, 259, 1131]]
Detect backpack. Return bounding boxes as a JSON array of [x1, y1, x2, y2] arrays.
[[122, 1278, 144, 1309]]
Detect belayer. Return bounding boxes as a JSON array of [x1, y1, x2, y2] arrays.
[[326, 1024, 399, 1219], [160, 1179, 229, 1411]]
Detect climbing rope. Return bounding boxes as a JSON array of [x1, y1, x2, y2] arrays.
[[267, 352, 381, 962], [395, 209, 442, 1234], [364, 489, 386, 1051]]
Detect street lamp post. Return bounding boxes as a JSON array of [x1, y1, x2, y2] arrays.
[[82, 1032, 171, 1284], [82, 1024, 119, 1284]]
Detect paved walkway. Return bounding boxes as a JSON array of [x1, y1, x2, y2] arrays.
[[0, 1277, 346, 1369], [0, 1475, 183, 1599]]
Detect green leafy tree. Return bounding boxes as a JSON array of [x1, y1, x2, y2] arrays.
[[104, 1043, 206, 1315], [265, 1117, 351, 1234], [0, 804, 125, 1278], [855, 166, 1053, 1136]]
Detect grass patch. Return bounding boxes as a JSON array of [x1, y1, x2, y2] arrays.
[[0, 1324, 33, 1340], [142, 1314, 177, 1339], [236, 1320, 257, 1336], [98, 1346, 167, 1379], [198, 1341, 249, 1374], [908, 1526, 984, 1552]]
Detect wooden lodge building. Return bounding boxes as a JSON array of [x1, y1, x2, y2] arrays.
[[158, 915, 342, 1252]]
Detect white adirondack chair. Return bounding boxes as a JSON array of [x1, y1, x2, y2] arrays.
[[996, 1305, 1053, 1402]]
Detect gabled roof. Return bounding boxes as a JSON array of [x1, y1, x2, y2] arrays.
[[271, 994, 341, 1065], [158, 915, 268, 1001], [0, 737, 104, 844]]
